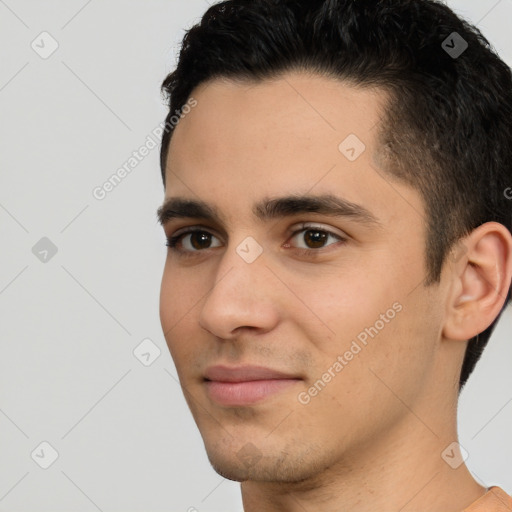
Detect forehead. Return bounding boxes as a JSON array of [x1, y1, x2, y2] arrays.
[[164, 72, 423, 231], [169, 71, 386, 164]]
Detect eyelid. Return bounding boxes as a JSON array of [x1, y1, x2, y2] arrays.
[[168, 222, 347, 240], [288, 222, 347, 239], [168, 223, 219, 238]]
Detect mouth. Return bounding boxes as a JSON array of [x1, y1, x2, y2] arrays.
[[203, 365, 302, 406]]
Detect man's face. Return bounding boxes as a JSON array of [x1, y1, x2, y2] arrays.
[[159, 72, 445, 482]]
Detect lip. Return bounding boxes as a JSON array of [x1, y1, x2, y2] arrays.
[[204, 365, 302, 406], [204, 365, 299, 382]]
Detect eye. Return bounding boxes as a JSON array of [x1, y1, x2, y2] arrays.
[[166, 228, 222, 255], [285, 223, 347, 254], [165, 223, 347, 257]]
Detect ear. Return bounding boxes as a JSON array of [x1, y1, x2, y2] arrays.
[[442, 222, 512, 341]]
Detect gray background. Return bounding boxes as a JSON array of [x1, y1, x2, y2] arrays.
[[0, 1, 511, 511]]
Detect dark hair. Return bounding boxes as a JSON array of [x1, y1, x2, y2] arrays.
[[160, 0, 512, 391]]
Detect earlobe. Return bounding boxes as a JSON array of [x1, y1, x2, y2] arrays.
[[442, 222, 512, 342]]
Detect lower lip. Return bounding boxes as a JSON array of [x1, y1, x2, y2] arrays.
[[205, 379, 300, 406]]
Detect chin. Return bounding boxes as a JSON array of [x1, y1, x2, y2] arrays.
[[202, 440, 269, 482], [203, 440, 331, 484], [207, 456, 253, 482]]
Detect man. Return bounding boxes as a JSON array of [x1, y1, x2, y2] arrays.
[[156, 1, 512, 510]]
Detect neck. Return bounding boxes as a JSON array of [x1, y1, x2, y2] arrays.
[[240, 408, 485, 512]]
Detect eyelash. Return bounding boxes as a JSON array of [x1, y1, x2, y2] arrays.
[[165, 224, 347, 258]]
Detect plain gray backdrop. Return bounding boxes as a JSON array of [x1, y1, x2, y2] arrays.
[[0, 1, 511, 511]]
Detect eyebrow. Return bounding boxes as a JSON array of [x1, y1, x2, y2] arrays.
[[156, 193, 382, 228]]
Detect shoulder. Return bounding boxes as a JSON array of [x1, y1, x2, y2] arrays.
[[464, 487, 512, 512]]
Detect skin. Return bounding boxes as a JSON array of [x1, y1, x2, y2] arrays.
[[158, 71, 512, 512]]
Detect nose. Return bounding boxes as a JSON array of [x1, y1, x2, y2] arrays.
[[197, 239, 280, 340]]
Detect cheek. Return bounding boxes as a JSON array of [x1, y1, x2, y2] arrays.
[[159, 280, 174, 327], [159, 269, 176, 335], [159, 266, 197, 361], [293, 267, 398, 354], [159, 259, 200, 324], [333, 284, 440, 406], [296, 254, 435, 374], [296, 295, 437, 439]]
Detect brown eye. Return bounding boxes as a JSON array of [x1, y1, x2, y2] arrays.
[[188, 232, 214, 250], [302, 229, 329, 249], [166, 229, 222, 253], [288, 225, 346, 251]]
